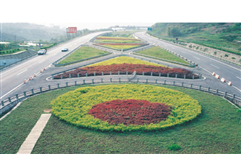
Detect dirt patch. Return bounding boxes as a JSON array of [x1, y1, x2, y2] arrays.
[[44, 109, 51, 113], [186, 43, 241, 65]]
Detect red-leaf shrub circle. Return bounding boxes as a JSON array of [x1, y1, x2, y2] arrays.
[[88, 99, 171, 126]]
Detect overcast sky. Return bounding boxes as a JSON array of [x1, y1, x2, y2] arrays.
[[1, 0, 239, 30]]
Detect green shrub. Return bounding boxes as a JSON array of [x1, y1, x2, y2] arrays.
[[232, 57, 236, 59], [167, 144, 181, 151], [225, 54, 229, 57], [214, 51, 217, 55]]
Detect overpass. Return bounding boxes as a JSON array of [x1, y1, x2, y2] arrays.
[[109, 26, 148, 31]]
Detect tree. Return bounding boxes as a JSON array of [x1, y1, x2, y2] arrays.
[[168, 27, 182, 37]]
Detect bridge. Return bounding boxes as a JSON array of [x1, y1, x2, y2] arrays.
[[109, 26, 149, 30]]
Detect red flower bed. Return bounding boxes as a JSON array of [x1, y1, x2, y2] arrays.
[[53, 63, 199, 79], [96, 43, 146, 46], [88, 99, 171, 125]]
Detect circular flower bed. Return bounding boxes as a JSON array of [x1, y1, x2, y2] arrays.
[[88, 99, 171, 125], [51, 84, 201, 132]]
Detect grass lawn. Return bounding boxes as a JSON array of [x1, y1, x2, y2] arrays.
[[58, 46, 109, 65], [137, 46, 190, 65], [0, 83, 240, 153]]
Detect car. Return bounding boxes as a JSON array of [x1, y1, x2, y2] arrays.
[[61, 48, 68, 52], [37, 49, 47, 55]]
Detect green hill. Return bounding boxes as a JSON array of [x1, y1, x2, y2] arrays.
[[148, 23, 241, 55], [1, 23, 65, 41]]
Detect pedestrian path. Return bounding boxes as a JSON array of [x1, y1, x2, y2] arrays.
[[17, 114, 51, 154]]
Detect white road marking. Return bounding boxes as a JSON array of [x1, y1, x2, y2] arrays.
[[17, 69, 27, 76], [2, 57, 41, 75], [233, 86, 241, 92], [38, 60, 45, 63], [193, 56, 200, 60], [199, 66, 212, 74], [0, 83, 23, 99], [236, 76, 241, 80], [211, 64, 220, 69]]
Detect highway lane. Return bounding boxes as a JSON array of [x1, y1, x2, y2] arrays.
[[135, 31, 241, 94], [0, 31, 110, 101]]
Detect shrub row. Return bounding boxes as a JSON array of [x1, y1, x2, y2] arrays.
[[88, 56, 162, 67], [88, 99, 171, 125], [51, 84, 202, 132], [53, 63, 199, 79], [0, 48, 22, 55], [96, 43, 146, 46], [96, 36, 140, 41]]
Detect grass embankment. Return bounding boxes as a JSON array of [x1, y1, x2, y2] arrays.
[[58, 46, 109, 65], [148, 23, 241, 55], [0, 84, 240, 154], [136, 46, 190, 65]]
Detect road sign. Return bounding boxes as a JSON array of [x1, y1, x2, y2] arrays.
[[67, 27, 77, 33]]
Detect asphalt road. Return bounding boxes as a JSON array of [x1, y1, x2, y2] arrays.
[[0, 31, 110, 101], [134, 31, 241, 95]]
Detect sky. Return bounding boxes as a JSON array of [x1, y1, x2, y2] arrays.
[[1, 0, 240, 30]]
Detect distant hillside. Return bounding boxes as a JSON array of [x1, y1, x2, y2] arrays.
[[1, 32, 27, 42], [1, 23, 65, 41], [148, 23, 241, 55]]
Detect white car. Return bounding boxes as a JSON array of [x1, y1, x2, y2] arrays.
[[37, 49, 47, 55], [61, 48, 68, 52]]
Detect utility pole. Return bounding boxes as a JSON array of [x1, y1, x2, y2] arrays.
[[66, 28, 68, 40], [0, 22, 2, 42]]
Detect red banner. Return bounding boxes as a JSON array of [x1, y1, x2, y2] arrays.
[[67, 27, 77, 33]]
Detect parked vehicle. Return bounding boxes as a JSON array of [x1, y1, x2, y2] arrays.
[[37, 49, 47, 55], [61, 48, 68, 52]]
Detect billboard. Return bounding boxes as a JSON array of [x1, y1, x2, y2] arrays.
[[67, 27, 77, 33]]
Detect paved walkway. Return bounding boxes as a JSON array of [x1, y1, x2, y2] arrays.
[[17, 114, 51, 154]]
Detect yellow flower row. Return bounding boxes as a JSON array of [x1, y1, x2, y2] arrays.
[[88, 56, 164, 67]]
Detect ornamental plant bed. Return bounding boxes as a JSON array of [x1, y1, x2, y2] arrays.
[[88, 99, 171, 125], [51, 84, 202, 132], [53, 63, 199, 79], [96, 37, 140, 41], [89, 56, 162, 67], [96, 43, 146, 46]]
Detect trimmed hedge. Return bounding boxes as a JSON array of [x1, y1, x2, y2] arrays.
[[51, 84, 201, 132]]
